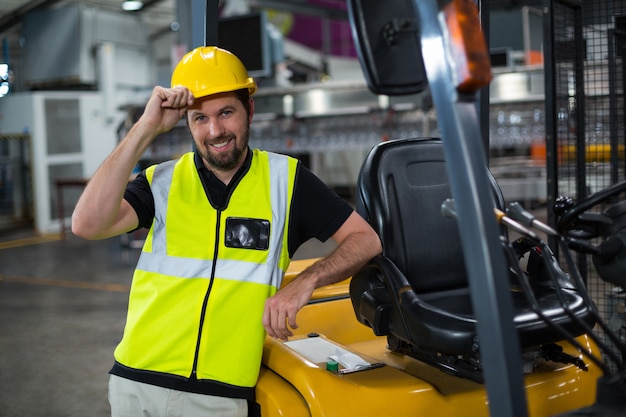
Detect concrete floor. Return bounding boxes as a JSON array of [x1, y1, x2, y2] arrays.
[[0, 230, 335, 417]]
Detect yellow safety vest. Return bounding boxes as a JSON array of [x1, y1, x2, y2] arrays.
[[114, 150, 297, 389]]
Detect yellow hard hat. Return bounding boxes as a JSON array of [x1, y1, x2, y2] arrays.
[[171, 46, 257, 98]]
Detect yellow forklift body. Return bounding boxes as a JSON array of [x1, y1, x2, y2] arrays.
[[257, 259, 601, 417]]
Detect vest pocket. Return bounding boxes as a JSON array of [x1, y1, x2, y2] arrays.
[[224, 217, 270, 250]]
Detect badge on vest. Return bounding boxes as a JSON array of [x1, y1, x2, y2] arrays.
[[225, 217, 271, 250]]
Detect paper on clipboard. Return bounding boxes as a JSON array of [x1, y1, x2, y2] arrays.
[[329, 349, 371, 371], [284, 336, 378, 372]]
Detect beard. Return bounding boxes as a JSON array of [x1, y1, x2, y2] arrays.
[[199, 125, 250, 171]]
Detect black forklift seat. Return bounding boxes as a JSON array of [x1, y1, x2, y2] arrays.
[[350, 137, 595, 379]]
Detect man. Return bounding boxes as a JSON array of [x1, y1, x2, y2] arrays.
[[72, 46, 381, 417]]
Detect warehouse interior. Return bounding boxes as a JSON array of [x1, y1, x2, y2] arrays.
[[1, 0, 626, 416], [0, 0, 557, 236]]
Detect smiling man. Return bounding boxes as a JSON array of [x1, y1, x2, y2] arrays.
[[71, 46, 381, 417], [187, 89, 252, 178]]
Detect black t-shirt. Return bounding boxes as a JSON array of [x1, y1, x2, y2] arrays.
[[123, 150, 353, 258]]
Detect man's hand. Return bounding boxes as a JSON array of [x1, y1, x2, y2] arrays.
[[262, 276, 316, 341], [139, 86, 194, 135]]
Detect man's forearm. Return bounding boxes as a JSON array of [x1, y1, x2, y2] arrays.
[[72, 86, 193, 240], [302, 230, 381, 289], [71, 123, 156, 239]]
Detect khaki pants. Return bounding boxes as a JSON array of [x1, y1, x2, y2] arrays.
[[109, 375, 248, 417]]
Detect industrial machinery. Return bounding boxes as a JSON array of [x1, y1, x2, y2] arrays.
[[253, 0, 626, 416]]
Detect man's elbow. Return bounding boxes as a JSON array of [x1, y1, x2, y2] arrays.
[[71, 219, 92, 240], [368, 230, 383, 258], [71, 213, 102, 240], [356, 226, 381, 260]]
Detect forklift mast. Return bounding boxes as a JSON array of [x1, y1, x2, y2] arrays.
[[401, 1, 528, 416]]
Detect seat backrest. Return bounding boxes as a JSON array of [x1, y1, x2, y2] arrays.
[[356, 138, 503, 293]]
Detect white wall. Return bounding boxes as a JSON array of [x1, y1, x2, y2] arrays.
[[0, 91, 120, 233]]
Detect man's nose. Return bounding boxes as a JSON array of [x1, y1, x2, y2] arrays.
[[208, 119, 225, 138]]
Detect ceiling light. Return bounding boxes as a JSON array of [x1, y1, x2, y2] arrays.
[[122, 0, 143, 11]]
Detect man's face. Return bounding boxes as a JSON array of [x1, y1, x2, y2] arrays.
[[187, 91, 254, 175]]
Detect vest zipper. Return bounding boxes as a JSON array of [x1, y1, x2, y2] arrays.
[[190, 210, 222, 380]]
